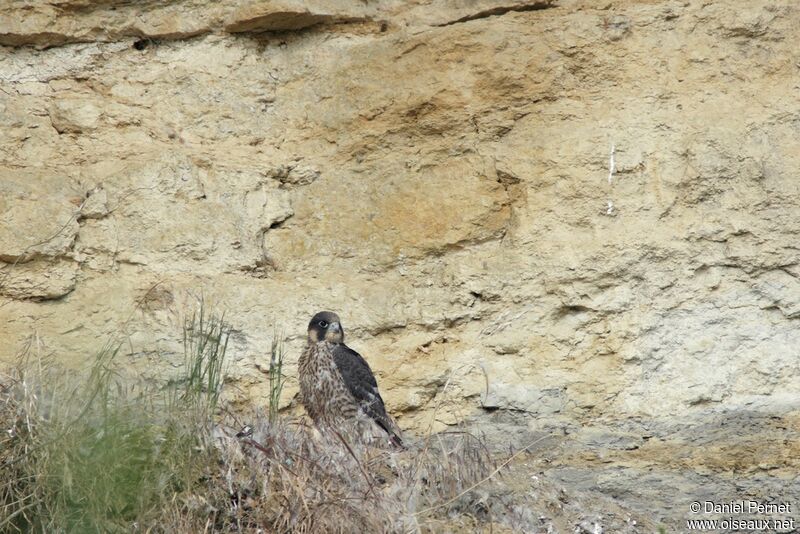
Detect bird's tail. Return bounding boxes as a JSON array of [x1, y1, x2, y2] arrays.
[[375, 417, 405, 450], [388, 431, 405, 450]]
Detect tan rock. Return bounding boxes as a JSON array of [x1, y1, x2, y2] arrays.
[[264, 157, 510, 268], [224, 1, 373, 33], [0, 1, 216, 47], [0, 176, 81, 263], [48, 99, 102, 133], [0, 259, 79, 300], [80, 187, 109, 220]]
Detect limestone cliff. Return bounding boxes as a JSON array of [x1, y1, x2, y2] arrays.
[[2, 0, 799, 528]]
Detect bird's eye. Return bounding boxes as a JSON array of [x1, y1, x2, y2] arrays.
[[319, 321, 329, 328]]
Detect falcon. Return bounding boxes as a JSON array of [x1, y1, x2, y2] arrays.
[[298, 311, 403, 448]]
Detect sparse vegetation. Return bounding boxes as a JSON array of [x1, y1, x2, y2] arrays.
[[0, 310, 229, 533], [267, 328, 285, 424], [0, 309, 526, 533], [181, 302, 231, 412]]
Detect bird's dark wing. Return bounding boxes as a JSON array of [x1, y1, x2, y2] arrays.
[[332, 343, 403, 447]]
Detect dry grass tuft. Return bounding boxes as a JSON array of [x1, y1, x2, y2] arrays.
[[205, 415, 498, 533]]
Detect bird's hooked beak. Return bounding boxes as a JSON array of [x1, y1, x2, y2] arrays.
[[329, 321, 342, 333]]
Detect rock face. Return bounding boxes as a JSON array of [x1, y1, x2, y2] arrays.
[[1, 0, 799, 528]]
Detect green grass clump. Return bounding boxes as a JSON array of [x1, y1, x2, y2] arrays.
[[0, 308, 230, 533], [182, 303, 230, 411]]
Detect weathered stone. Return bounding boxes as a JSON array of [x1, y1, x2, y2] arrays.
[[267, 162, 320, 187], [0, 259, 79, 300], [224, 1, 375, 33], [225, 5, 335, 33], [49, 99, 102, 133], [755, 269, 800, 319], [80, 187, 109, 220], [0, 2, 216, 47], [0, 177, 81, 263], [482, 383, 565, 415], [264, 157, 510, 268]]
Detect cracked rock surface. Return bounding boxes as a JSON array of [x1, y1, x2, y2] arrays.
[[1, 0, 799, 529]]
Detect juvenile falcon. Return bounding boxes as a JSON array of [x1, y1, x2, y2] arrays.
[[298, 311, 403, 448]]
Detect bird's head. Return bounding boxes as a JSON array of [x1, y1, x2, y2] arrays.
[[307, 311, 344, 344]]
